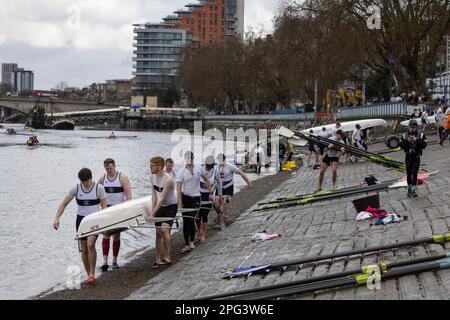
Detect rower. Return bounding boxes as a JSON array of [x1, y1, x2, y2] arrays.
[[197, 156, 220, 242], [164, 158, 177, 180], [214, 154, 252, 230], [350, 124, 363, 162], [98, 158, 132, 271], [148, 156, 178, 269], [318, 129, 346, 191], [254, 144, 265, 174], [53, 168, 107, 285], [176, 151, 212, 254], [109, 132, 116, 139], [399, 119, 427, 198]]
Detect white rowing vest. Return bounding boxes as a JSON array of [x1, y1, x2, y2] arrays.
[[216, 164, 236, 189], [103, 172, 125, 206], [151, 173, 177, 207], [200, 166, 215, 194], [76, 182, 101, 217]]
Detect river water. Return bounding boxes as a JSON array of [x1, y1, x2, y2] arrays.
[[0, 124, 275, 299]]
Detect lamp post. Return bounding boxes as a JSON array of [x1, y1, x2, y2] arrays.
[[389, 56, 395, 101]]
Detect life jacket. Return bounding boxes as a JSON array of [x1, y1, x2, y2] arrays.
[[445, 114, 450, 130]]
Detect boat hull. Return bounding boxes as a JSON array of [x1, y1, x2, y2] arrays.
[[77, 196, 151, 239]]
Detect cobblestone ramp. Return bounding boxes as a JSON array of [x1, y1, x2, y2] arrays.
[[127, 141, 450, 300]]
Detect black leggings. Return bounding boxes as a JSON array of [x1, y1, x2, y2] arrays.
[[182, 194, 200, 245], [405, 156, 421, 186], [197, 192, 211, 223]]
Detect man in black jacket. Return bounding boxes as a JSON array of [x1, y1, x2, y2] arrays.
[[278, 142, 287, 172], [399, 119, 427, 198]]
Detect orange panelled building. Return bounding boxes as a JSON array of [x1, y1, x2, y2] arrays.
[[176, 1, 226, 47], [165, 0, 244, 47]]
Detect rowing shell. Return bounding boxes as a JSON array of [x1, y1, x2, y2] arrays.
[[76, 197, 214, 239], [77, 196, 151, 239]]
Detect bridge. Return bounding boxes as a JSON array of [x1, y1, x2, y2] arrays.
[[0, 97, 122, 115]]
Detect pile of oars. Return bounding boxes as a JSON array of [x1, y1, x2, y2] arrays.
[[200, 233, 450, 300], [296, 131, 427, 174], [221, 233, 450, 278], [254, 178, 402, 212]]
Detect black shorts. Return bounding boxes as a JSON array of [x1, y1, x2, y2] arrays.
[[155, 204, 178, 228], [197, 192, 212, 223], [322, 155, 339, 166], [76, 215, 98, 241], [220, 185, 234, 197], [76, 215, 85, 232], [319, 146, 325, 156], [308, 144, 316, 152]]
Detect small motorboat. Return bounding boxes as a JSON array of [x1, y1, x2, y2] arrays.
[[50, 119, 75, 130]]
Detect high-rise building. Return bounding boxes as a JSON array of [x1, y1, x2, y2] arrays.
[[13, 68, 34, 93], [1, 63, 34, 93], [1, 63, 18, 90], [132, 24, 190, 92], [132, 0, 244, 94]]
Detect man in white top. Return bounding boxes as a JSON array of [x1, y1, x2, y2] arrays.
[[318, 130, 346, 191], [176, 151, 212, 253], [254, 144, 265, 174], [197, 156, 220, 242], [53, 168, 108, 285], [98, 158, 132, 271], [351, 124, 363, 163], [318, 127, 329, 162], [149, 156, 178, 268], [164, 158, 176, 179], [421, 109, 429, 125], [215, 154, 252, 230], [330, 123, 342, 138]]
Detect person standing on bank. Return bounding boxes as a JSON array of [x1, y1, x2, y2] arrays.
[[53, 168, 108, 285], [98, 158, 132, 271], [318, 130, 346, 191], [399, 119, 427, 198], [254, 144, 265, 174], [278, 141, 287, 172], [436, 110, 446, 145], [176, 151, 212, 253]]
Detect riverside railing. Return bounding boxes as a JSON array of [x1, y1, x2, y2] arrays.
[[202, 112, 316, 121], [337, 102, 407, 119]]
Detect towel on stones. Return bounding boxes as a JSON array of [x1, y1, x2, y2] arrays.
[[251, 232, 282, 242], [356, 211, 373, 221]]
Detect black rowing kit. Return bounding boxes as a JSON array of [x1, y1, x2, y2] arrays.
[[399, 130, 427, 197]]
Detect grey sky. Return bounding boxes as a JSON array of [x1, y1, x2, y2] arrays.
[[0, 0, 280, 89]]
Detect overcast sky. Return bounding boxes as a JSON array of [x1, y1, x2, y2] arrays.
[[0, 0, 280, 90]]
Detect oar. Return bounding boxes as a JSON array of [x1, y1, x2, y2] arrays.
[[254, 179, 405, 212], [256, 178, 399, 207], [229, 257, 450, 300], [223, 233, 450, 278], [201, 252, 450, 300]]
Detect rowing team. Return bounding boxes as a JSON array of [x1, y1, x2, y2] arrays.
[[52, 152, 252, 285]]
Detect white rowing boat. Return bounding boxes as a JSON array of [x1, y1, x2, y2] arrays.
[[276, 119, 388, 147], [77, 196, 151, 239], [400, 116, 436, 127], [76, 197, 213, 239]]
